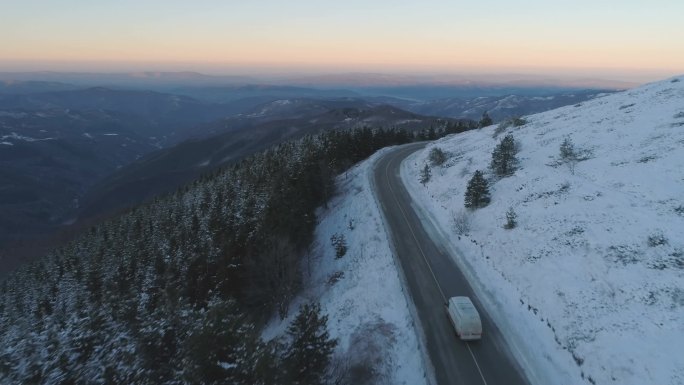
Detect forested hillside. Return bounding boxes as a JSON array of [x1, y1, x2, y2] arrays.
[[0, 122, 474, 384]]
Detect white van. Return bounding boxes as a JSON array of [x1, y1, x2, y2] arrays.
[[446, 296, 482, 341]]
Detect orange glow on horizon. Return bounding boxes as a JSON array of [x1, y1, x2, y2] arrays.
[[2, 0, 683, 82]]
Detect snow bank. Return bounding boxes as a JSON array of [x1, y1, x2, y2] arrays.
[[265, 148, 429, 385], [401, 76, 684, 385]]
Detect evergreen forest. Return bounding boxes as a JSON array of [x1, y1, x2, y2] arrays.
[[0, 122, 475, 385]]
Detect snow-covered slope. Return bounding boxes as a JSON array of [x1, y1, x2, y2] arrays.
[[402, 76, 684, 385], [265, 149, 428, 385]]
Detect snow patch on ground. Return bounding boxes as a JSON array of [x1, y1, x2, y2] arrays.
[[264, 148, 428, 385], [401, 75, 684, 385], [0, 132, 55, 142]]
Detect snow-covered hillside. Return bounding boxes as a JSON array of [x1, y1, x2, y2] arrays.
[[402, 76, 684, 385], [265, 149, 429, 385]]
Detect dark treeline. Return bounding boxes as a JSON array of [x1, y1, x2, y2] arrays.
[[0, 121, 475, 385]]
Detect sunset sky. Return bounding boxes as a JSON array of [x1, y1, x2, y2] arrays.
[[2, 0, 683, 82]]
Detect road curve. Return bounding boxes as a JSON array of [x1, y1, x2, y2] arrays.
[[373, 143, 529, 385]]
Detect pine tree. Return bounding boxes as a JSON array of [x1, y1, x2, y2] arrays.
[[479, 111, 493, 128], [490, 134, 518, 177], [464, 170, 491, 209], [504, 207, 517, 229], [559, 136, 578, 174], [284, 302, 338, 385], [331, 234, 347, 259], [182, 300, 271, 385], [559, 137, 576, 161], [420, 164, 431, 186]]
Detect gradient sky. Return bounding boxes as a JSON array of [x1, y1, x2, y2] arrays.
[[2, 0, 683, 81]]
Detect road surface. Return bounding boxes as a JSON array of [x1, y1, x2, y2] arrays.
[[373, 143, 529, 385]]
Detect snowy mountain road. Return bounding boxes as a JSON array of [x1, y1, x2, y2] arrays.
[[373, 143, 529, 385]]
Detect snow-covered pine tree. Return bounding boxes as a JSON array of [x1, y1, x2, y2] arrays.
[[504, 207, 517, 229], [420, 164, 432, 185], [559, 136, 578, 174], [490, 134, 518, 177], [283, 302, 338, 385], [464, 170, 491, 209], [182, 299, 275, 384], [559, 137, 576, 161]]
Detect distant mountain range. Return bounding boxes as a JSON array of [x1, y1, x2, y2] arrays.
[[0, 87, 236, 144], [0, 86, 237, 261], [77, 98, 459, 222], [277, 72, 637, 88], [169, 84, 360, 104], [0, 87, 461, 268], [0, 109, 157, 251], [0, 80, 80, 94], [374, 90, 612, 122], [0, 71, 254, 90], [0, 71, 632, 99]]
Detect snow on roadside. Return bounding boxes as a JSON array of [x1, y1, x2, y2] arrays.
[[401, 76, 684, 385], [264, 148, 429, 385]]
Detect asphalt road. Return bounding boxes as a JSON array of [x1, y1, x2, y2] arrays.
[[373, 143, 529, 385]]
